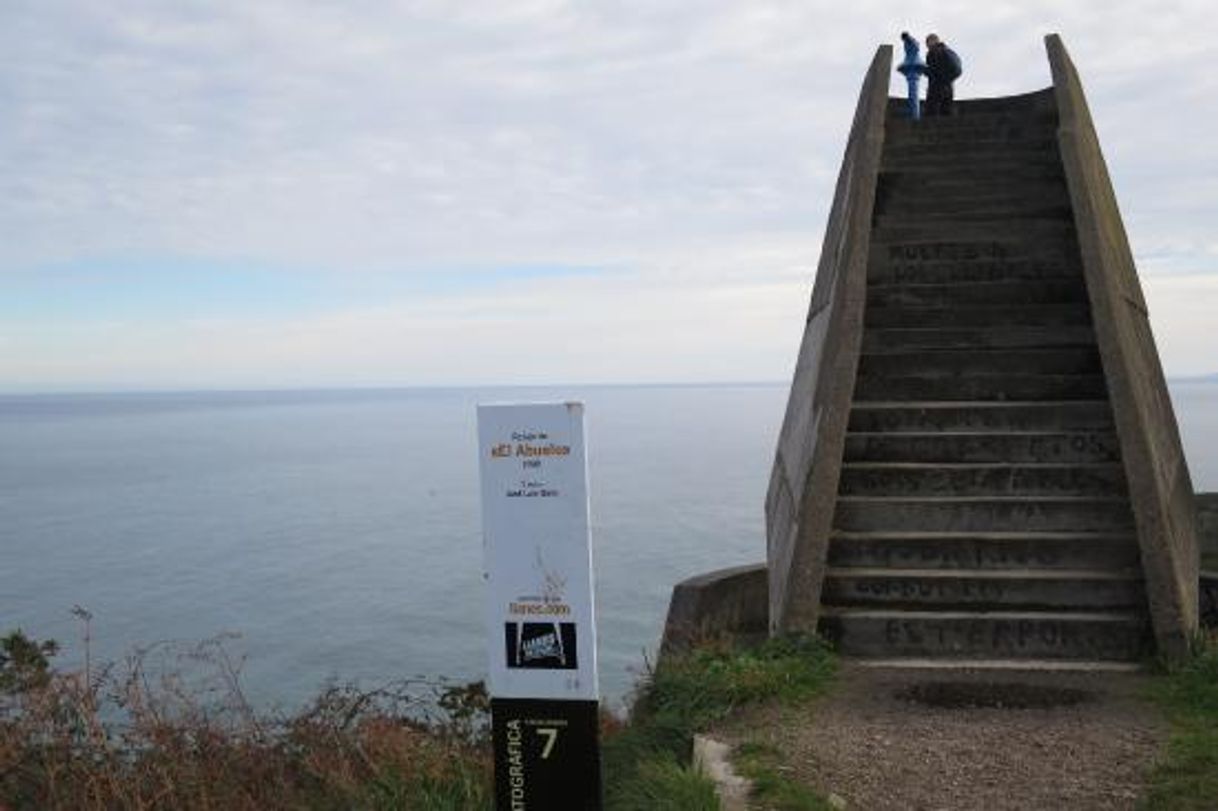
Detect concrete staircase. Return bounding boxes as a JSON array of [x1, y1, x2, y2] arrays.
[[817, 93, 1153, 663]]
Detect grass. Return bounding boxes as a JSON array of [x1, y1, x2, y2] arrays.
[[603, 752, 720, 811], [603, 634, 837, 810], [734, 741, 834, 811], [1141, 634, 1218, 810]]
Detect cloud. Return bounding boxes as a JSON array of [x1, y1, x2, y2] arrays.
[[1, 1, 1215, 387]]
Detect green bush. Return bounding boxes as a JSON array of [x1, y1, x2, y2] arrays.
[[0, 631, 58, 695]]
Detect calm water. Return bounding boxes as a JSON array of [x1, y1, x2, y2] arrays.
[[1, 385, 787, 709], [3, 382, 1216, 709]]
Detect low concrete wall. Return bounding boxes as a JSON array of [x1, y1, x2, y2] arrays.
[[1199, 493, 1217, 628], [1202, 572, 1218, 629], [1196, 493, 1218, 567], [1048, 34, 1199, 659], [660, 563, 769, 657]]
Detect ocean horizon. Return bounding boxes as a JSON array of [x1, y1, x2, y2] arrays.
[[4, 380, 1216, 711]]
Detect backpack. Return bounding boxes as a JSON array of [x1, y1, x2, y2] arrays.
[[944, 47, 963, 80]]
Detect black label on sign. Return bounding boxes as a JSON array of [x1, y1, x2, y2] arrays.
[[504, 622, 578, 670], [491, 698, 602, 810]]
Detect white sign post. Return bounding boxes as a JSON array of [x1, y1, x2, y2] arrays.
[[477, 402, 602, 810]]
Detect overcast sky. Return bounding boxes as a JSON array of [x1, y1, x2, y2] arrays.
[[2, 1, 1214, 392]]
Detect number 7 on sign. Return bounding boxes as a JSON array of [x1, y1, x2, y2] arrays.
[[537, 727, 559, 759]]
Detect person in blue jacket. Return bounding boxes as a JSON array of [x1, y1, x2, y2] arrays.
[[897, 31, 926, 119], [924, 34, 962, 116]]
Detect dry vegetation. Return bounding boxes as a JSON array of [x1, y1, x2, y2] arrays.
[[0, 622, 492, 810], [1, 617, 840, 810]]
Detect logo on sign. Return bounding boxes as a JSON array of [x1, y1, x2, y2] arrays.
[[505, 622, 578, 670]]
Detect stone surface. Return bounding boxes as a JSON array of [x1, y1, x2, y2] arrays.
[[833, 497, 1135, 534], [842, 433, 1123, 464], [847, 402, 1113, 433], [822, 569, 1144, 611], [819, 609, 1150, 661], [692, 735, 750, 811], [838, 463, 1127, 498], [827, 531, 1141, 573]]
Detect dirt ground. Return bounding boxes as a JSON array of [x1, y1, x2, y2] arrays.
[[718, 663, 1168, 810]]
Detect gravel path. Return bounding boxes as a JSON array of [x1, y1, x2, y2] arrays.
[[719, 664, 1168, 810]]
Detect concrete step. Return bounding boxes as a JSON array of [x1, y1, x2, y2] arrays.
[[880, 164, 1067, 185], [838, 463, 1127, 497], [887, 94, 1056, 120], [853, 373, 1107, 401], [826, 530, 1142, 572], [885, 109, 1057, 129], [877, 194, 1072, 218], [862, 325, 1097, 351], [858, 348, 1101, 377], [864, 303, 1090, 328], [847, 402, 1114, 433], [881, 154, 1063, 174], [874, 206, 1074, 227], [872, 221, 1078, 248], [832, 496, 1135, 533], [868, 255, 1083, 286], [843, 432, 1122, 463], [878, 184, 1071, 210], [947, 93, 1057, 116], [879, 170, 1066, 191], [881, 145, 1061, 164], [876, 169, 1066, 194], [822, 568, 1145, 610], [867, 280, 1087, 308], [885, 123, 1058, 146], [886, 90, 1056, 119], [883, 138, 1059, 158], [817, 608, 1151, 661]]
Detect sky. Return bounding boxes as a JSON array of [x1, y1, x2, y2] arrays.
[[2, 1, 1215, 392]]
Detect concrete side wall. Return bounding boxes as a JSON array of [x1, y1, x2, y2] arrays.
[[1047, 34, 1199, 658], [765, 45, 892, 634], [659, 563, 769, 657]]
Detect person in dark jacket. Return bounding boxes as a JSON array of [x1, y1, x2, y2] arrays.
[[924, 34, 959, 116]]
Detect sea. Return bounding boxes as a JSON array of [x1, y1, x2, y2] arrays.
[[3, 382, 1217, 711]]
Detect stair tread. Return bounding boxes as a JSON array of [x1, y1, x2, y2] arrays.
[[845, 430, 1119, 436], [836, 495, 1129, 503], [841, 461, 1123, 468], [852, 400, 1110, 408], [820, 608, 1146, 621], [832, 530, 1136, 540], [866, 302, 1088, 311], [825, 567, 1142, 581], [866, 279, 1081, 289]]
